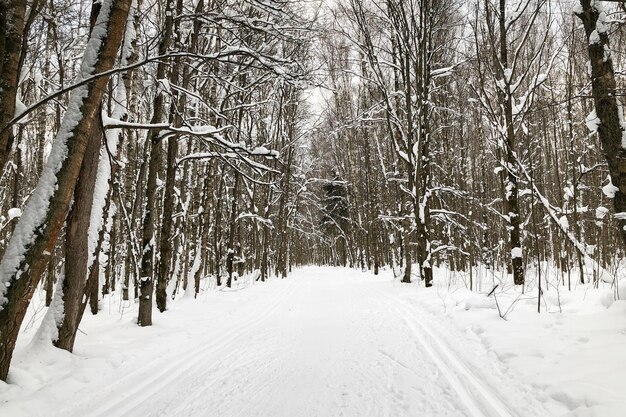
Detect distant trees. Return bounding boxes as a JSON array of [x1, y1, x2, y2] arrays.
[[306, 0, 624, 289], [314, 0, 462, 285], [472, 0, 551, 286], [321, 174, 350, 266]]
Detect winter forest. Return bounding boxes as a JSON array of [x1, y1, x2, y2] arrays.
[[2, 0, 626, 415]]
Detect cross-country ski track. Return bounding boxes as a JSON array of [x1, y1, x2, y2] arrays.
[[3, 267, 554, 417]]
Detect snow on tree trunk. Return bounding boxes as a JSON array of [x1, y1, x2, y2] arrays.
[[576, 1, 626, 247], [54, 0, 135, 351], [0, 0, 131, 381]]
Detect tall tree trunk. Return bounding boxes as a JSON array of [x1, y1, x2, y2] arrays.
[[0, 0, 27, 173], [576, 2, 626, 247], [226, 173, 240, 287], [54, 110, 102, 352], [498, 0, 524, 285], [138, 0, 175, 326], [0, 0, 131, 381]]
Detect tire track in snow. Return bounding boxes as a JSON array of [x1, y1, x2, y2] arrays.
[[56, 280, 296, 417]]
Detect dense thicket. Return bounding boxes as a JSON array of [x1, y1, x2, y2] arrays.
[[0, 0, 625, 380], [307, 0, 626, 285]]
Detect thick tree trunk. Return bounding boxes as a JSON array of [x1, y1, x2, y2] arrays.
[[276, 146, 294, 279], [413, 0, 433, 288], [54, 118, 102, 352], [0, 0, 131, 381], [138, 137, 160, 326], [192, 169, 212, 293], [576, 2, 626, 247], [226, 174, 240, 287]]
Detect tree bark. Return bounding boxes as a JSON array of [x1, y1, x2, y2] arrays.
[[54, 113, 102, 352], [0, 0, 131, 381], [138, 0, 175, 326], [0, 0, 27, 173], [576, 1, 626, 247], [498, 0, 524, 285]]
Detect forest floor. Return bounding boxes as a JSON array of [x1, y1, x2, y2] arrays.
[[1, 266, 625, 417]]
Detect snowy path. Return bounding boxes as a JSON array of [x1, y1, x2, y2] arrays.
[[3, 267, 551, 417]]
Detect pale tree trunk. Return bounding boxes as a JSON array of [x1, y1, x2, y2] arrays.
[[0, 0, 131, 381]]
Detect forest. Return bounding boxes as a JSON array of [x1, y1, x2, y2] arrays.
[[0, 0, 625, 405]]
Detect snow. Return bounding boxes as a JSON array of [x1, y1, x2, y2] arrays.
[[596, 206, 609, 219], [31, 273, 65, 346], [251, 146, 279, 157], [585, 109, 600, 133], [13, 97, 27, 120], [7, 208, 22, 221], [511, 247, 522, 259], [2, 266, 626, 416], [558, 215, 569, 231], [614, 212, 626, 221], [602, 175, 619, 199]]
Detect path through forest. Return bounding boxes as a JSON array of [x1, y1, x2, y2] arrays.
[[4, 267, 553, 417]]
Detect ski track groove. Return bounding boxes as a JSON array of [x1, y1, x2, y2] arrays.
[[153, 327, 288, 417], [56, 281, 296, 417], [32, 270, 554, 417], [384, 290, 531, 417]]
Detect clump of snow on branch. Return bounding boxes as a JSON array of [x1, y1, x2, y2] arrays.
[[602, 175, 619, 199], [7, 208, 22, 221], [585, 109, 600, 133]]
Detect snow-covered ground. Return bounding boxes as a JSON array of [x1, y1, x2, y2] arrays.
[[1, 266, 624, 416]]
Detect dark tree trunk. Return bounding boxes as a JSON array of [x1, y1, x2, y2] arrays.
[[576, 2, 626, 247], [138, 0, 175, 326], [0, 0, 27, 173], [498, 0, 524, 285]]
